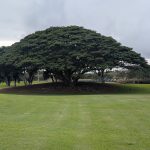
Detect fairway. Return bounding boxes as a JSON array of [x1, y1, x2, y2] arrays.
[[0, 94, 150, 150]]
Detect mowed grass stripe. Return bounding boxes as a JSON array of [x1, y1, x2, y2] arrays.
[[45, 97, 78, 150], [0, 94, 150, 150], [87, 95, 150, 149], [74, 100, 92, 150], [0, 96, 70, 149]]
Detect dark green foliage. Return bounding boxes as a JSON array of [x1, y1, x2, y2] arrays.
[[0, 26, 148, 86]]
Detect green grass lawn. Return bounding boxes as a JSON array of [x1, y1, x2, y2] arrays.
[[0, 93, 150, 150], [0, 81, 28, 89], [0, 81, 48, 89]]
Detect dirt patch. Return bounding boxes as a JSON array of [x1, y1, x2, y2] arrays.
[[0, 82, 145, 95]]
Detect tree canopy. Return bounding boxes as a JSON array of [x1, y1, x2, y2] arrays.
[[0, 26, 149, 86]]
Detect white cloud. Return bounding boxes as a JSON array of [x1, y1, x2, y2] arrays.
[[146, 59, 150, 65], [0, 41, 16, 47], [0, 0, 150, 59]]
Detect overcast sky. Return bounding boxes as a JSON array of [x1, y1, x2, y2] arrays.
[[0, 0, 150, 61]]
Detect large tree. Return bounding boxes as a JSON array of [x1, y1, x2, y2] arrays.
[[1, 26, 148, 86], [10, 26, 102, 85]]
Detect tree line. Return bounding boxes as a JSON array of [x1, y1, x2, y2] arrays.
[[0, 26, 149, 86]]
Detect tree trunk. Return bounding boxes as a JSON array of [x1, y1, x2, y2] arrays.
[[37, 71, 40, 82], [28, 72, 34, 85], [63, 78, 72, 86], [72, 77, 79, 86], [24, 79, 28, 86], [28, 77, 33, 85], [97, 69, 105, 83], [62, 71, 72, 86], [101, 69, 105, 83], [50, 75, 54, 83], [6, 77, 11, 87], [14, 79, 17, 87]]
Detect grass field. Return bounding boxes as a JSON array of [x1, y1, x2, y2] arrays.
[[0, 81, 47, 89], [0, 84, 150, 150]]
